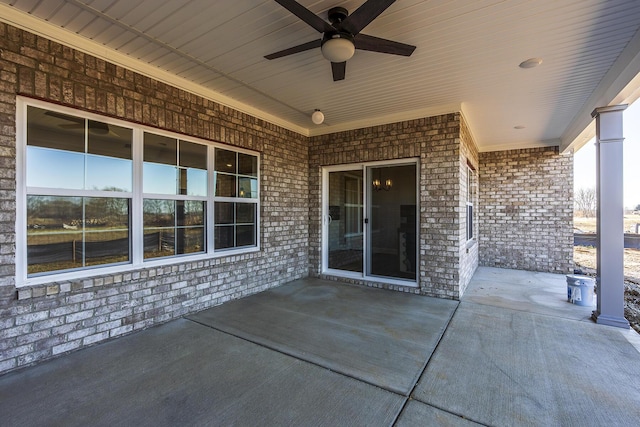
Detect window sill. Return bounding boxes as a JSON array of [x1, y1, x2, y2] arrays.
[[465, 238, 477, 251]]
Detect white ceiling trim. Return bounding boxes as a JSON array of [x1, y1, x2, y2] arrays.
[[560, 24, 640, 154], [308, 103, 462, 137], [480, 138, 562, 154], [0, 3, 310, 136]]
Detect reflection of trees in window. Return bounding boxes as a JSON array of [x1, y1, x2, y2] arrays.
[[26, 196, 130, 274], [22, 103, 259, 277], [143, 199, 205, 259]]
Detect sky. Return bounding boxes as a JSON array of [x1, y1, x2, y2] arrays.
[[573, 100, 640, 210]]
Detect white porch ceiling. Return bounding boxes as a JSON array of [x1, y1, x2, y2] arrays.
[[2, 0, 640, 152]]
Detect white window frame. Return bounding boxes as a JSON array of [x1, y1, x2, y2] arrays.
[[466, 162, 476, 242], [16, 97, 260, 287]]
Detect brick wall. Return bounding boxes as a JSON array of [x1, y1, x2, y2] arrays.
[[0, 24, 309, 374], [309, 113, 474, 299], [479, 147, 573, 273], [459, 117, 479, 295]]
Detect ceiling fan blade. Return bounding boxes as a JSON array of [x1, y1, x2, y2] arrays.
[[338, 0, 396, 36], [265, 39, 321, 60], [354, 34, 416, 56], [273, 0, 333, 33], [331, 62, 346, 81]]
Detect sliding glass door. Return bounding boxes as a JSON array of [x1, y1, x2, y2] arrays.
[[326, 169, 364, 273], [367, 164, 417, 281], [323, 161, 417, 284]]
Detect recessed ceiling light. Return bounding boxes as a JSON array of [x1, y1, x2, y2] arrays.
[[514, 125, 526, 129], [519, 58, 542, 69]]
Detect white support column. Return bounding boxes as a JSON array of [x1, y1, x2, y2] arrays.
[[591, 105, 629, 329]]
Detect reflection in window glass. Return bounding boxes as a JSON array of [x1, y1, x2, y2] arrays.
[[238, 153, 258, 176], [179, 141, 207, 169], [27, 106, 84, 153], [214, 202, 256, 250], [143, 162, 177, 195], [26, 195, 130, 274], [236, 203, 255, 224], [184, 168, 207, 197], [144, 134, 208, 197], [86, 155, 132, 192], [238, 177, 258, 198], [215, 173, 236, 197], [23, 104, 259, 277], [215, 148, 236, 173], [144, 133, 176, 164], [215, 202, 234, 224], [143, 199, 205, 259], [215, 226, 234, 249], [26, 147, 84, 189], [88, 122, 132, 160], [236, 225, 255, 247], [26, 107, 134, 193]]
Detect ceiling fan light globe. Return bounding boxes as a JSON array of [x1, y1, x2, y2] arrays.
[[321, 38, 355, 63]]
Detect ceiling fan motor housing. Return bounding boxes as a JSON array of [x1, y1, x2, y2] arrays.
[[327, 7, 349, 25]]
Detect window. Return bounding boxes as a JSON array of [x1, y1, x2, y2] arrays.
[[213, 148, 258, 249], [19, 99, 260, 282], [25, 106, 132, 274], [466, 163, 476, 241], [143, 134, 207, 259]]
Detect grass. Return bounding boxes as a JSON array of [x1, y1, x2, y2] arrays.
[[574, 213, 640, 233]]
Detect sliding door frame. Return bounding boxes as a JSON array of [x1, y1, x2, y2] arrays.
[[321, 158, 419, 287]]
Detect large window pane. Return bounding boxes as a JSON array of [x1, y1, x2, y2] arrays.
[[179, 141, 207, 169], [26, 196, 130, 274], [88, 122, 132, 160], [27, 106, 84, 153], [26, 147, 84, 189], [144, 133, 176, 164], [143, 162, 178, 194], [144, 199, 205, 259], [143, 199, 176, 259], [214, 202, 257, 250]]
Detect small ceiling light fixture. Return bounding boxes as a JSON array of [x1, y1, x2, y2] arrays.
[[519, 58, 543, 69], [514, 125, 526, 129], [321, 33, 355, 63], [311, 109, 325, 125]]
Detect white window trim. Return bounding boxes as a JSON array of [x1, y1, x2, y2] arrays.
[[16, 97, 260, 288], [466, 163, 476, 242]]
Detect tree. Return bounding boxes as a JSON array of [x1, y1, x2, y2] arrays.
[[575, 187, 597, 217]]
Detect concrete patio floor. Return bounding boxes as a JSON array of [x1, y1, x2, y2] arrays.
[[1, 267, 640, 426]]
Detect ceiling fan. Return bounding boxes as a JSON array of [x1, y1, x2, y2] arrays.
[[44, 110, 118, 136], [265, 0, 416, 81]]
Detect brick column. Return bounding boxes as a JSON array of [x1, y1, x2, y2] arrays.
[[591, 105, 629, 329]]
